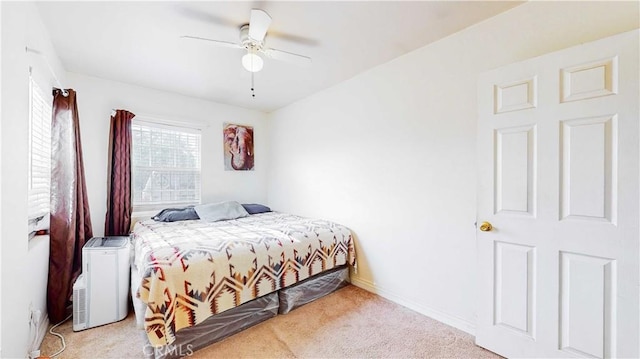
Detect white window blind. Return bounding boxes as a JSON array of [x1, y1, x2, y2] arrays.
[[132, 120, 201, 211], [28, 76, 52, 220]]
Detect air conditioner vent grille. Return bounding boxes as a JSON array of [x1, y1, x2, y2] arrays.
[[73, 282, 87, 328]]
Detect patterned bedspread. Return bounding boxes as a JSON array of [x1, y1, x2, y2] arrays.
[[132, 212, 356, 346]]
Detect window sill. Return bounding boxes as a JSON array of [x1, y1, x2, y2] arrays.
[[131, 210, 158, 224]]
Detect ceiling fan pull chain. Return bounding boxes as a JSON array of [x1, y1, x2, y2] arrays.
[[251, 71, 256, 98]]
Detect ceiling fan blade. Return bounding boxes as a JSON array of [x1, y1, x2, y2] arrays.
[[176, 6, 238, 28], [262, 48, 312, 67], [180, 36, 242, 49], [248, 9, 272, 42], [264, 30, 320, 46]]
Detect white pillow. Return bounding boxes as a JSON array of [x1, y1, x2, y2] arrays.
[[194, 201, 249, 222]]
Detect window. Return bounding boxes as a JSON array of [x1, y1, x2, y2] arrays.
[[132, 120, 201, 211], [28, 75, 52, 220]]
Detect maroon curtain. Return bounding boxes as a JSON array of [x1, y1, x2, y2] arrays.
[[47, 88, 93, 323], [104, 110, 135, 236]]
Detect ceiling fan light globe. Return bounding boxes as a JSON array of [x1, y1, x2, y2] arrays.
[[242, 53, 264, 72]]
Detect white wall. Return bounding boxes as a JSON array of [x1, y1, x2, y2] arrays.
[[1, 2, 66, 357], [26, 235, 50, 354], [267, 1, 640, 333], [0, 2, 4, 355], [67, 73, 269, 237]]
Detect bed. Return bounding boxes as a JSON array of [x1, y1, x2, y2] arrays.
[[130, 207, 356, 358]]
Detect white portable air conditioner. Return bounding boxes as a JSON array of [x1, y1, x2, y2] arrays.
[[73, 236, 130, 331]]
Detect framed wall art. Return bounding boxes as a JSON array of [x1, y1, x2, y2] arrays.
[[223, 123, 254, 171]]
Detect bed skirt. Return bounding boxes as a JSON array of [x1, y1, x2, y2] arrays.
[[142, 293, 279, 359], [136, 265, 350, 359], [278, 265, 350, 314]]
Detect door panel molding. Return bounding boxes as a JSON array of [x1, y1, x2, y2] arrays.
[[559, 115, 617, 224], [494, 124, 537, 217], [560, 57, 618, 103], [559, 251, 616, 359], [493, 241, 537, 338]]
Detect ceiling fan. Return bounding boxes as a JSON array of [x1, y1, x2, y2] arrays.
[[182, 9, 312, 73]]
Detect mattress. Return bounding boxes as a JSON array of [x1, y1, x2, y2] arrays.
[[132, 211, 356, 346]]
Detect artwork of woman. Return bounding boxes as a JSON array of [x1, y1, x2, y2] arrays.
[[223, 123, 254, 171]]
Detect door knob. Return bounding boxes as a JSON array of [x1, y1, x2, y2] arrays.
[[479, 221, 493, 232]]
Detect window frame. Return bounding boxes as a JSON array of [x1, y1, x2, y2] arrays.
[[131, 118, 202, 213], [27, 73, 52, 222]]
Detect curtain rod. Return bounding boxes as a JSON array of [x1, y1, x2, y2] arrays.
[[25, 46, 68, 97], [112, 109, 209, 129]]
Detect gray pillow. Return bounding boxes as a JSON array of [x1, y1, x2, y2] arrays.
[[242, 203, 271, 214], [152, 207, 199, 222], [194, 201, 249, 222]]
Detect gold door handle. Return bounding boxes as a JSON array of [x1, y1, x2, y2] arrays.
[[479, 221, 493, 232]]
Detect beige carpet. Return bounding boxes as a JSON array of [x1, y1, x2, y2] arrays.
[[40, 285, 500, 358]]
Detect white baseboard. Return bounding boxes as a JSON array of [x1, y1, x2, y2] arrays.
[[27, 313, 49, 358], [350, 276, 476, 336], [36, 314, 49, 351]]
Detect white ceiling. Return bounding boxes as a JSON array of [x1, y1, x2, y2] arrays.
[[36, 1, 522, 112]]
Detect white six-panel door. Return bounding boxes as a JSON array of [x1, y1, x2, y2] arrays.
[[476, 30, 639, 358]]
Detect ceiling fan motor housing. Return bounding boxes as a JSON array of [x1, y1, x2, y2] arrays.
[[240, 24, 263, 51]]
